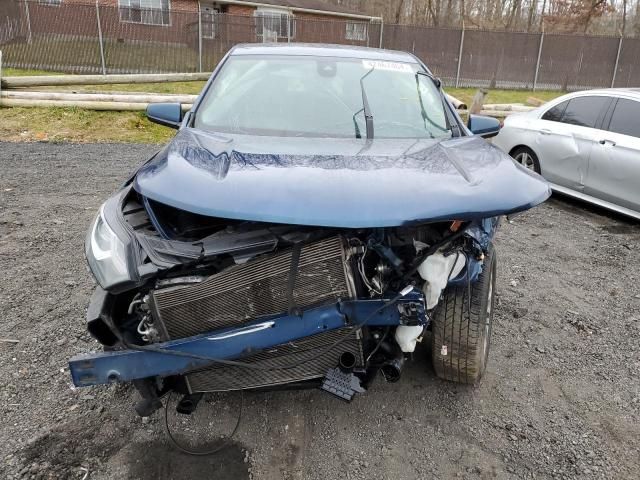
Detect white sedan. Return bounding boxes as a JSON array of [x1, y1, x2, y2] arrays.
[[492, 89, 640, 220]]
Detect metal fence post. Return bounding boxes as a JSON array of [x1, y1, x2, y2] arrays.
[[95, 1, 107, 75], [24, 0, 32, 45], [198, 7, 203, 73], [533, 30, 544, 91], [366, 20, 370, 47], [455, 26, 465, 88], [287, 13, 291, 43], [611, 35, 623, 88], [378, 20, 383, 49]]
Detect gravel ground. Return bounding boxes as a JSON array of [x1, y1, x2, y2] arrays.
[[1, 141, 639, 480]]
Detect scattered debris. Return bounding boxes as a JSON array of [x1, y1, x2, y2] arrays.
[[526, 96, 546, 106], [566, 316, 595, 334], [513, 307, 528, 319]]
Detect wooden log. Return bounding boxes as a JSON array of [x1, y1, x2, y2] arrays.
[[445, 93, 467, 110], [0, 98, 193, 111], [478, 110, 517, 118], [526, 96, 546, 106], [2, 90, 197, 104], [1, 72, 210, 89], [63, 89, 195, 97], [459, 109, 520, 118], [469, 88, 488, 114], [481, 104, 534, 112]]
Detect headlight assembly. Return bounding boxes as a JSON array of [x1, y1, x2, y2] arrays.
[[85, 204, 132, 290]]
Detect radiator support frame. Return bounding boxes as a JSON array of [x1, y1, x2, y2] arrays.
[[68, 293, 427, 388]]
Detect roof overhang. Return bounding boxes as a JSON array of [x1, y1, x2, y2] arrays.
[[212, 0, 383, 22]]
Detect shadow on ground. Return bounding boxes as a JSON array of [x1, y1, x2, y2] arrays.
[[123, 440, 249, 480]]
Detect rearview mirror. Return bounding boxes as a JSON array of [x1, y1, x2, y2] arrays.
[[146, 103, 182, 129], [467, 114, 501, 139]]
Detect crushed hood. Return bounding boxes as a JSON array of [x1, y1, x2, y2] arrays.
[[133, 128, 550, 228]]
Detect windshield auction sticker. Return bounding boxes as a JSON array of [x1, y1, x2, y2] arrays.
[[362, 60, 413, 73]]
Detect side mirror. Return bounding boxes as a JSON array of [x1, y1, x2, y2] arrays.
[[467, 114, 501, 139], [146, 103, 182, 129]]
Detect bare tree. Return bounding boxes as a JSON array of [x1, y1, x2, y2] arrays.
[[394, 0, 406, 23], [527, 0, 539, 31], [328, 0, 639, 35], [539, 0, 548, 31]]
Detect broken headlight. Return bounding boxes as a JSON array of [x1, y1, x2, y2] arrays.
[[85, 204, 131, 290]]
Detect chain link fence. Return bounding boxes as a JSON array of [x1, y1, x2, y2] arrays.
[[1, 0, 639, 90]]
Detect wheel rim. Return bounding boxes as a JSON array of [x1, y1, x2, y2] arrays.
[[515, 152, 536, 171]]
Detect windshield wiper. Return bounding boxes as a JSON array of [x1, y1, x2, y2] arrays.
[[352, 108, 364, 139], [415, 71, 457, 137], [359, 67, 375, 140]]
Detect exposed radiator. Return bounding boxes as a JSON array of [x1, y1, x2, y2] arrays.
[[151, 235, 354, 339], [149, 236, 359, 391], [186, 328, 363, 393]]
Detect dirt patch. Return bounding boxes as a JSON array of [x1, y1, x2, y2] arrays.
[[1, 141, 639, 480], [18, 416, 133, 479], [115, 440, 248, 480]]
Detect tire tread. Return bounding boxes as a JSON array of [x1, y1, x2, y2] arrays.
[[431, 249, 496, 384]]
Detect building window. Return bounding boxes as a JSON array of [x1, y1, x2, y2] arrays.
[[119, 0, 171, 27], [346, 22, 367, 41], [255, 9, 294, 42], [201, 5, 218, 39], [38, 0, 62, 5]]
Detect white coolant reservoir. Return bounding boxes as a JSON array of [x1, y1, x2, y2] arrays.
[[395, 325, 424, 353], [418, 251, 466, 309]]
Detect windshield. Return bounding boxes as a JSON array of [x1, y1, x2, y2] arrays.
[[194, 55, 452, 139]]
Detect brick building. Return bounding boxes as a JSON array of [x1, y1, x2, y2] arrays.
[[25, 0, 382, 45], [4, 0, 383, 73]]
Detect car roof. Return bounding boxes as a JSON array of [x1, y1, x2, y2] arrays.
[[559, 88, 640, 101], [229, 43, 420, 63]]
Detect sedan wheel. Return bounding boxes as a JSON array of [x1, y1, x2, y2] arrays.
[[515, 151, 535, 170], [511, 147, 541, 174]]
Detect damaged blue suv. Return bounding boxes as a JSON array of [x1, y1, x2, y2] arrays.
[[70, 44, 549, 416]]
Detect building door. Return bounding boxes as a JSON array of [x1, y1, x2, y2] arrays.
[[200, 3, 218, 39]]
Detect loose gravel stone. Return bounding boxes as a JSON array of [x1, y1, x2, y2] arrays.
[[1, 141, 639, 480]]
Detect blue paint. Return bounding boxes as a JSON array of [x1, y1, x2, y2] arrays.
[[146, 103, 182, 129], [467, 114, 501, 138], [134, 44, 549, 228], [134, 129, 550, 228], [68, 295, 428, 387]]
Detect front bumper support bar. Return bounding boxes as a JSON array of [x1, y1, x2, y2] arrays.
[[69, 294, 426, 388]]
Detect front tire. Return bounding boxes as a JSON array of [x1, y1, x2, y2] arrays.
[[511, 146, 541, 174], [431, 248, 496, 385]]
